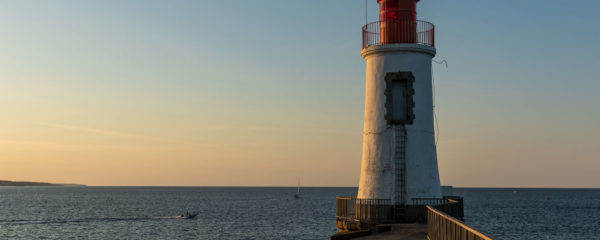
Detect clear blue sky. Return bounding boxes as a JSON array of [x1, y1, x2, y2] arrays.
[[1, 0, 598, 187]]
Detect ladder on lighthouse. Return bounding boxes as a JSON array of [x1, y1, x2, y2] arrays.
[[394, 126, 407, 208]]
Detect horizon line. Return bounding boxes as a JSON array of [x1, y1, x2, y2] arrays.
[[63, 185, 600, 189]]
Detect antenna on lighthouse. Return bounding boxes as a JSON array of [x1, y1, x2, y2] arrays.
[[365, 0, 368, 25]]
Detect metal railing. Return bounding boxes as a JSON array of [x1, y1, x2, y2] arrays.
[[336, 197, 355, 220], [437, 197, 464, 222], [336, 197, 393, 225], [356, 198, 394, 224], [337, 196, 463, 224], [402, 197, 464, 223], [427, 206, 494, 240], [335, 196, 493, 239], [412, 198, 448, 206], [362, 20, 435, 49]]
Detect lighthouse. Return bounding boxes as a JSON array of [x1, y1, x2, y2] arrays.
[[358, 0, 441, 206], [334, 1, 486, 237]]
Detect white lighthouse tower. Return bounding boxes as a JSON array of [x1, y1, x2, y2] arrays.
[[357, 0, 441, 206], [335, 1, 476, 234]]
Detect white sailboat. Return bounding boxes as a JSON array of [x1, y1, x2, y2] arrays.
[[293, 181, 300, 198]]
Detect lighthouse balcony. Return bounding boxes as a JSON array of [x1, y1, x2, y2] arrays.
[[362, 20, 435, 49]]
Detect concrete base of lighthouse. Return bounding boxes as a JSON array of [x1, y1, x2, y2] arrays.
[[357, 44, 442, 205]]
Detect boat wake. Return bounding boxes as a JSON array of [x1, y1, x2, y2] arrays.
[[0, 213, 198, 225], [153, 212, 198, 220], [0, 217, 148, 225]]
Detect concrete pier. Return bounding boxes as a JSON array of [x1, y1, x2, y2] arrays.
[[332, 203, 494, 240], [359, 224, 427, 240], [332, 224, 427, 240]]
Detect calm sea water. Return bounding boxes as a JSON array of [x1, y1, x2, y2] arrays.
[[0, 187, 598, 239]]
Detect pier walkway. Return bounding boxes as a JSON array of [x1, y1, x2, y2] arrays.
[[332, 224, 427, 240], [355, 224, 427, 240], [333, 197, 494, 240]]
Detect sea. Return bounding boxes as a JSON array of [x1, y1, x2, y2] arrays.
[[0, 187, 598, 240]]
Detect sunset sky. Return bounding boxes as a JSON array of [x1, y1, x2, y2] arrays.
[[1, 0, 599, 187]]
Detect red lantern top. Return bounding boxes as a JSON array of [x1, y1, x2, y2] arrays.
[[363, 0, 434, 48], [377, 0, 418, 22]]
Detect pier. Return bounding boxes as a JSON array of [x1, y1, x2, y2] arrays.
[[332, 197, 493, 239]]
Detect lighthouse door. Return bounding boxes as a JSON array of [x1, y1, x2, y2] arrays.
[[391, 81, 408, 122], [384, 72, 415, 125]]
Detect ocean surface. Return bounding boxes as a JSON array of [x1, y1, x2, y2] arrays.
[[0, 187, 598, 239]]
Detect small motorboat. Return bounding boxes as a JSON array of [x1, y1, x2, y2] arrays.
[[177, 212, 198, 219]]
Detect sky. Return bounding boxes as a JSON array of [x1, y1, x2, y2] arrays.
[[0, 0, 598, 187]]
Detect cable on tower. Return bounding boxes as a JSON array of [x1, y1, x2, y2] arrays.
[[432, 59, 448, 68], [432, 59, 448, 146]]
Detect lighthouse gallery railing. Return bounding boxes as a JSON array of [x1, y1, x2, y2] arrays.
[[362, 20, 435, 49]]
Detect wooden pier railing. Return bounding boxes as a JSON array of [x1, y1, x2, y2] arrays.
[[336, 197, 394, 225], [427, 206, 494, 240], [402, 197, 464, 222], [336, 196, 464, 229], [335, 196, 494, 239]]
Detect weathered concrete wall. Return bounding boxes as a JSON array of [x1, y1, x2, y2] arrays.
[[357, 44, 441, 203]]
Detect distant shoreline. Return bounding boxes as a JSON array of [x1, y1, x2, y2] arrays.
[[0, 180, 85, 187], [0, 182, 597, 189], [43, 186, 599, 189]]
